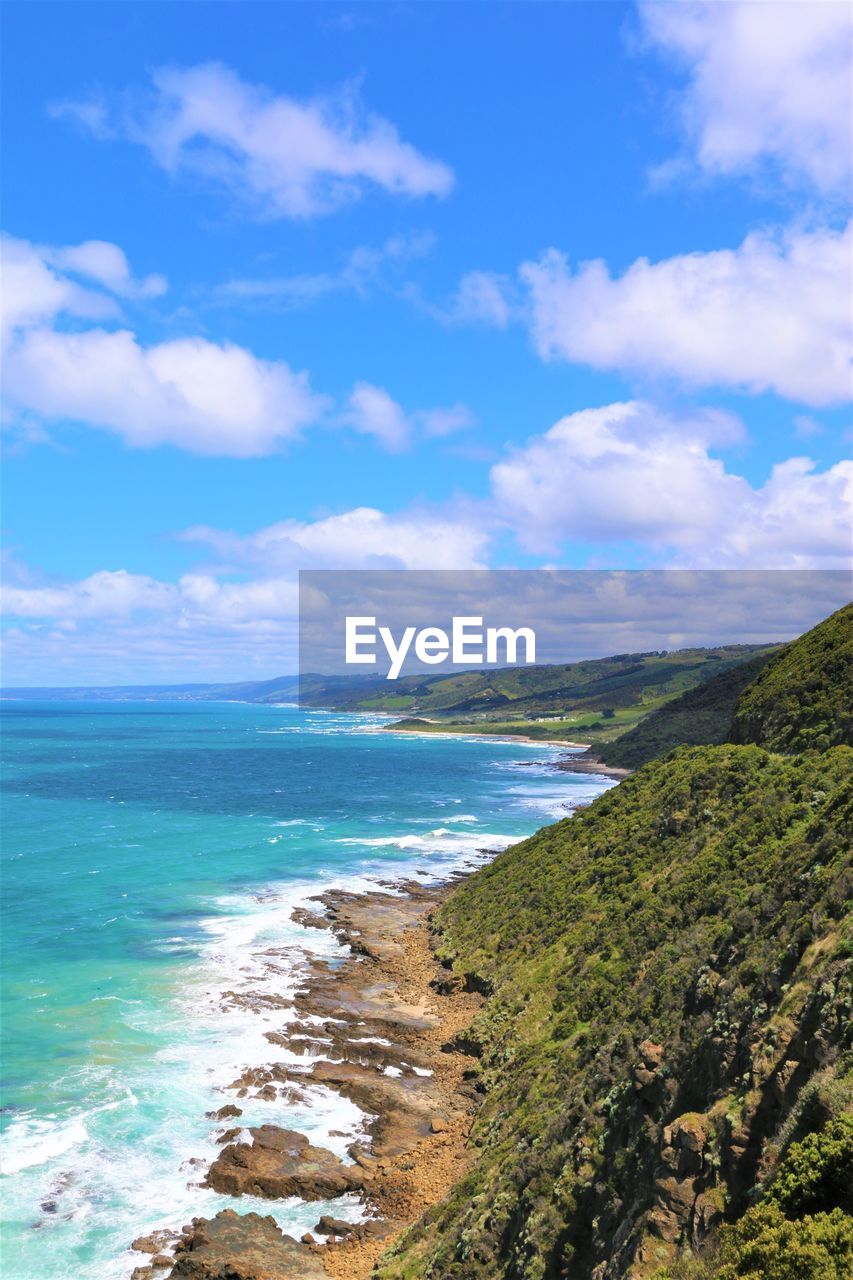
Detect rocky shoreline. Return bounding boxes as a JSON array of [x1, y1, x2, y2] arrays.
[[512, 749, 631, 782], [128, 875, 488, 1280]]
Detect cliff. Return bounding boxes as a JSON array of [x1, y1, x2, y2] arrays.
[[376, 605, 853, 1280]]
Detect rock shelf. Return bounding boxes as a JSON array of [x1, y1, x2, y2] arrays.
[[136, 877, 485, 1280]]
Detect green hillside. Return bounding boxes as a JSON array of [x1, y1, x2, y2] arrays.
[[376, 609, 853, 1280], [375, 645, 778, 746], [595, 651, 774, 770], [730, 603, 853, 753]]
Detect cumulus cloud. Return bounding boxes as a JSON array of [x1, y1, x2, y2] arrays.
[[53, 63, 454, 219], [3, 234, 464, 457], [45, 240, 167, 299], [181, 506, 491, 573], [0, 569, 176, 619], [2, 234, 327, 455], [638, 0, 853, 194], [490, 400, 852, 567], [520, 222, 852, 406], [0, 233, 163, 338], [4, 325, 328, 456], [0, 505, 490, 682], [1, 507, 488, 624]]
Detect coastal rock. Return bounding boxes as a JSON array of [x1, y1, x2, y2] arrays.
[[290, 907, 330, 931], [134, 877, 486, 1277], [206, 1105, 242, 1121], [169, 1209, 326, 1280], [216, 1127, 242, 1145], [205, 1126, 363, 1200], [314, 1214, 355, 1237], [133, 1230, 177, 1254]]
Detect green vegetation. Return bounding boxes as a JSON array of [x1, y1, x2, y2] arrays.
[[653, 1118, 853, 1279], [377, 607, 853, 1279], [596, 652, 774, 769], [374, 645, 777, 744], [730, 603, 853, 753]]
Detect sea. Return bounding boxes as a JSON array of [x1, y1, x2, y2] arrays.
[[0, 700, 613, 1279]]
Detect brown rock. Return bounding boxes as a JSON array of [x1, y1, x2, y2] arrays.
[[205, 1126, 363, 1201], [206, 1105, 242, 1121], [314, 1214, 355, 1237], [216, 1127, 242, 1145], [429, 1116, 448, 1133], [132, 1230, 176, 1254], [672, 1114, 707, 1153], [170, 1209, 326, 1279], [291, 907, 330, 931], [639, 1039, 664, 1069]]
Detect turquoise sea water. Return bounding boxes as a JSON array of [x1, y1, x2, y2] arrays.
[[0, 700, 612, 1279]]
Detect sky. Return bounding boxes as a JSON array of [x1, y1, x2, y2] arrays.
[[1, 0, 851, 684]]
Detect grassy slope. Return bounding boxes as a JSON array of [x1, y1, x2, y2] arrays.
[[595, 652, 774, 770], [730, 603, 853, 753], [377, 609, 853, 1280]]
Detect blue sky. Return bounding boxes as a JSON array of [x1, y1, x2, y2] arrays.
[[2, 1, 851, 682]]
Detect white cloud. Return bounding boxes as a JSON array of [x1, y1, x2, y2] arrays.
[[638, 0, 853, 194], [3, 404, 848, 684], [0, 235, 166, 343], [3, 234, 460, 457], [53, 63, 454, 219], [0, 569, 176, 619], [447, 271, 514, 328], [490, 400, 852, 567], [344, 382, 412, 452], [1, 234, 117, 338], [1, 234, 327, 456], [0, 505, 490, 682], [182, 505, 490, 573], [4, 325, 329, 457], [520, 221, 852, 405], [341, 382, 476, 452], [46, 240, 167, 299]]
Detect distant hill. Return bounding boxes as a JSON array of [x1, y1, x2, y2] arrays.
[[305, 645, 778, 721], [0, 675, 302, 703], [3, 645, 780, 750]]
